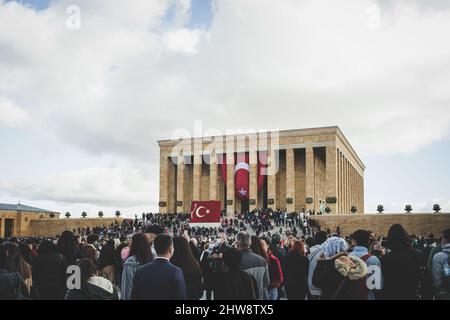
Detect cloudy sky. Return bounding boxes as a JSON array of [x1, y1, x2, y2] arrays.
[[1, 0, 450, 217]]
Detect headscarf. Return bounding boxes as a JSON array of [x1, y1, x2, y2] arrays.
[[321, 236, 348, 258]]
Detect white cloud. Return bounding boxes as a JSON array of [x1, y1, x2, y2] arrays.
[[1, 0, 450, 209], [0, 165, 157, 207], [162, 28, 203, 54], [0, 96, 31, 128], [1, 0, 449, 160]]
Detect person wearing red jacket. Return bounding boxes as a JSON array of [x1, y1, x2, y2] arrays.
[[262, 237, 284, 300]]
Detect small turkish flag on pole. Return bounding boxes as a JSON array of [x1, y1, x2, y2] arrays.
[[190, 201, 221, 224]]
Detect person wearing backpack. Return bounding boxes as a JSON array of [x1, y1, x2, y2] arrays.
[[349, 230, 383, 300], [312, 237, 368, 300], [432, 229, 450, 300], [0, 245, 30, 300]]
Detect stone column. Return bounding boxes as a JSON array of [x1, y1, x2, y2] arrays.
[[338, 151, 342, 214], [249, 150, 258, 211], [226, 152, 235, 216], [341, 153, 344, 214], [176, 157, 185, 212], [345, 158, 349, 214], [305, 146, 315, 212], [267, 147, 278, 210], [159, 154, 170, 213], [361, 175, 365, 214], [343, 157, 347, 214], [193, 154, 202, 201], [359, 171, 362, 214], [353, 167, 356, 212], [286, 148, 295, 212], [348, 161, 352, 214], [210, 150, 218, 201], [325, 146, 337, 214]]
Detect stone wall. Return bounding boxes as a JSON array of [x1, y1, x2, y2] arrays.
[[311, 213, 450, 237], [1, 210, 61, 237], [29, 218, 123, 237]]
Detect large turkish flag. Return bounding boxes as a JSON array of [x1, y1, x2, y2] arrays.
[[235, 152, 249, 200], [220, 152, 266, 200], [190, 201, 221, 223]]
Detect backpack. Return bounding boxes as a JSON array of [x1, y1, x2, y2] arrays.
[[443, 252, 450, 292], [209, 243, 229, 273], [359, 253, 372, 298], [435, 252, 450, 300], [6, 273, 30, 300]]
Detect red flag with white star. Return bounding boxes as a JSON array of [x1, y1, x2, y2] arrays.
[[235, 152, 249, 200], [190, 201, 221, 223]]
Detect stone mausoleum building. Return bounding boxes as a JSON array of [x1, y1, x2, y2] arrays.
[[158, 126, 365, 215]]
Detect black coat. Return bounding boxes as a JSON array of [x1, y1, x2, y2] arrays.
[[33, 252, 67, 300], [213, 270, 257, 300], [184, 270, 204, 300], [284, 252, 309, 300], [312, 259, 366, 300], [65, 282, 118, 300], [381, 249, 420, 300]]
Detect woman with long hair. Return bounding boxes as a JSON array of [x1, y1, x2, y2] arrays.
[[261, 237, 283, 300], [284, 240, 309, 300], [33, 240, 68, 300], [97, 239, 116, 284], [250, 236, 269, 261], [170, 236, 203, 300], [121, 233, 153, 300], [381, 224, 421, 300], [65, 258, 118, 300], [57, 231, 80, 266], [0, 245, 29, 299], [4, 243, 34, 295]]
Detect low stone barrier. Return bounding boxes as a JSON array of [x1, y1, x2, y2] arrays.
[[29, 217, 123, 236], [310, 213, 450, 237]]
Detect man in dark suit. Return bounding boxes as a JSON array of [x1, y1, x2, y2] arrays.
[[131, 234, 187, 300]]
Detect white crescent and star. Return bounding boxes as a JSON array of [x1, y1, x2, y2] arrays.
[[191, 205, 212, 219], [238, 187, 247, 196], [234, 162, 250, 173]]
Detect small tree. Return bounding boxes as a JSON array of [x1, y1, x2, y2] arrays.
[[65, 212, 71, 218], [351, 206, 358, 214], [433, 204, 441, 213], [82, 211, 87, 218], [404, 205, 413, 213], [115, 210, 121, 218], [49, 213, 55, 219], [98, 211, 104, 218], [377, 205, 384, 214], [325, 206, 332, 214]]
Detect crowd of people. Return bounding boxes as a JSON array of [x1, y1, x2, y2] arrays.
[[0, 208, 449, 300]]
